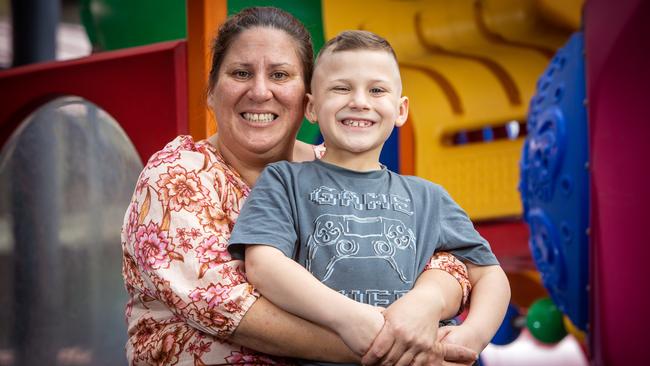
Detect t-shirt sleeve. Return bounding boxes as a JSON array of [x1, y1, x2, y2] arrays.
[[436, 186, 499, 266], [228, 164, 298, 259]]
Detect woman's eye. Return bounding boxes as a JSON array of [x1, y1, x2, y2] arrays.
[[233, 70, 251, 79], [271, 71, 289, 80]]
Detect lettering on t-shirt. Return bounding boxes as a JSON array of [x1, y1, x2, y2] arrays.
[[338, 289, 409, 306], [309, 186, 414, 215]]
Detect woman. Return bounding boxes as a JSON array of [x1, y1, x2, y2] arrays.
[[121, 7, 474, 365]]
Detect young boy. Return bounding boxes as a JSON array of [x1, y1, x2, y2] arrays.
[[228, 30, 510, 364]]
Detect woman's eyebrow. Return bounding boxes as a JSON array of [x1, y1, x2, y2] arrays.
[[227, 62, 294, 67], [270, 62, 295, 68]]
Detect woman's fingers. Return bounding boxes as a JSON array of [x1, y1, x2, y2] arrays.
[[361, 324, 395, 365], [392, 349, 417, 366], [410, 352, 431, 366], [378, 338, 408, 366]]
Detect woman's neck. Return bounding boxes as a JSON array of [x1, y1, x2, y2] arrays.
[[208, 134, 294, 187]]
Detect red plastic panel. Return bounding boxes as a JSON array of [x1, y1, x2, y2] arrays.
[[0, 41, 188, 162], [475, 220, 533, 272], [585, 0, 650, 364]]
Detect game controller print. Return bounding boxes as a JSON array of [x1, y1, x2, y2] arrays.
[[306, 214, 416, 283]]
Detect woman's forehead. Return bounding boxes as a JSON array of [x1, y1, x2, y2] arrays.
[[223, 27, 302, 66]]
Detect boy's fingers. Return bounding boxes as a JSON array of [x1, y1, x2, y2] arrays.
[[361, 326, 395, 365], [437, 326, 453, 341], [442, 343, 478, 363]]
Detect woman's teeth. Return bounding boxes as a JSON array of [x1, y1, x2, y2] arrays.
[[342, 119, 373, 127], [242, 112, 276, 123]]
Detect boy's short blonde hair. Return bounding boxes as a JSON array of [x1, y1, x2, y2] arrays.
[[316, 30, 398, 64]]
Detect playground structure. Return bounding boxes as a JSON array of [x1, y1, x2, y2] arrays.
[[0, 0, 648, 365]]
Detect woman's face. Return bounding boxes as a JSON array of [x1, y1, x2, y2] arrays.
[[209, 27, 306, 160]]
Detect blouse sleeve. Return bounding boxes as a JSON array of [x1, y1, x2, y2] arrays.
[[423, 252, 471, 313], [122, 137, 258, 340]]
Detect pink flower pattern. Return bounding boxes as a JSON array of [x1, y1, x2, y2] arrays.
[[157, 165, 209, 213], [121, 135, 468, 365], [134, 222, 178, 271], [149, 146, 181, 167]]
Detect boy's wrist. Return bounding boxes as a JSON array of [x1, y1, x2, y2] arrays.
[[326, 298, 364, 333], [454, 322, 491, 351]]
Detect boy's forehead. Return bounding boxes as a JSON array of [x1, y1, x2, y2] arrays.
[[315, 49, 401, 78]]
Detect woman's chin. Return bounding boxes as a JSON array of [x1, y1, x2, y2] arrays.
[[242, 137, 293, 156]]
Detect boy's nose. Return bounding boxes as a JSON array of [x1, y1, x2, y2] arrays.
[[348, 91, 371, 110], [247, 75, 273, 102]]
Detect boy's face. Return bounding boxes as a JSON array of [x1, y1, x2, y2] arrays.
[[306, 49, 408, 160]]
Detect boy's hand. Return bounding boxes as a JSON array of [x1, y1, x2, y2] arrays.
[[407, 342, 477, 366], [438, 324, 485, 359], [336, 303, 385, 356]]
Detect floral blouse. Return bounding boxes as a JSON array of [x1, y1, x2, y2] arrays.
[[121, 136, 471, 365]]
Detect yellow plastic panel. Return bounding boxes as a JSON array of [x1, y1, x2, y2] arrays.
[[321, 0, 580, 220]]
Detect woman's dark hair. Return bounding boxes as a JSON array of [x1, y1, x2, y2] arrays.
[[207, 7, 314, 92]]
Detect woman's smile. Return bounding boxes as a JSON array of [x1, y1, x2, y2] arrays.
[[240, 112, 279, 125]]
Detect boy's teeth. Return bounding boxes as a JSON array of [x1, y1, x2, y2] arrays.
[[242, 112, 276, 123], [343, 119, 372, 127]]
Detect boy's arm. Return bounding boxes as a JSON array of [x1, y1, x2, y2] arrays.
[[439, 263, 510, 353], [245, 244, 384, 355], [362, 265, 477, 365]]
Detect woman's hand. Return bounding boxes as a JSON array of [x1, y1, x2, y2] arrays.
[[360, 288, 440, 365], [360, 291, 480, 366]]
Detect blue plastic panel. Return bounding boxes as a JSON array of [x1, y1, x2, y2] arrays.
[[520, 32, 589, 331]]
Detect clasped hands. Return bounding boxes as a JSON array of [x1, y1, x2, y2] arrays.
[[335, 299, 478, 366]]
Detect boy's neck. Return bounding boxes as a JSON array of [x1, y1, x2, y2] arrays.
[[320, 148, 382, 172]]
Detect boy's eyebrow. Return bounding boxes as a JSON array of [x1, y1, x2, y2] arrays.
[[327, 78, 392, 83], [325, 79, 395, 90]]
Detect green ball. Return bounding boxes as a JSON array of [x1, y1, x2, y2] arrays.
[[526, 297, 568, 344]]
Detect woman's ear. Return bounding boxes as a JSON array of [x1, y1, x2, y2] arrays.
[[305, 93, 317, 124], [206, 91, 215, 110], [395, 96, 409, 127]]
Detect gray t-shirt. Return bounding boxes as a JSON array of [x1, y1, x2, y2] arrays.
[[228, 159, 498, 365]]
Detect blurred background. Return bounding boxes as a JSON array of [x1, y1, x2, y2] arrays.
[[0, 1, 648, 365]]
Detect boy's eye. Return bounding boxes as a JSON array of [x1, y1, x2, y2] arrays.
[[271, 71, 289, 81], [332, 86, 349, 92], [370, 87, 386, 94]]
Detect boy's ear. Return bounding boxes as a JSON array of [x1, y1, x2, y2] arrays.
[[395, 96, 409, 127], [305, 93, 318, 124]]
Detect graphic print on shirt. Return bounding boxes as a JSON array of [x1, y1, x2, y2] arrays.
[[306, 213, 417, 283]]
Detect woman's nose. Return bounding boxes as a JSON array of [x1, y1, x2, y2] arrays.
[[247, 75, 273, 102]]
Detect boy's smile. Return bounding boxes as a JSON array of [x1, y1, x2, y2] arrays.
[[306, 49, 409, 171]]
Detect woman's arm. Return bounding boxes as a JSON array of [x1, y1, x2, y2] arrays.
[[231, 296, 359, 362]]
